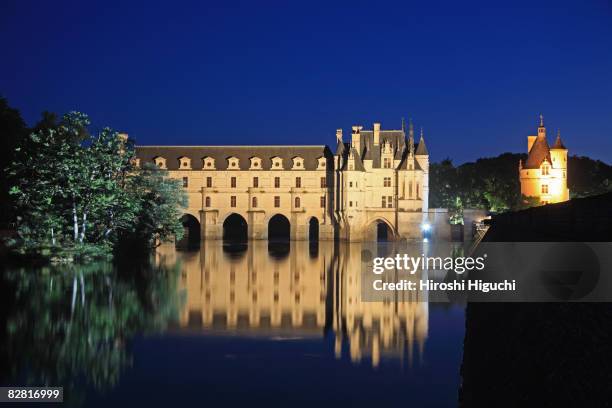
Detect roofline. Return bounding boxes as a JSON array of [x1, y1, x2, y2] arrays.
[[135, 145, 329, 148]]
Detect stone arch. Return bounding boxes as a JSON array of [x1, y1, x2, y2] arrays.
[[223, 213, 248, 243], [268, 213, 291, 242], [177, 213, 200, 248], [308, 216, 320, 242], [366, 217, 397, 242]]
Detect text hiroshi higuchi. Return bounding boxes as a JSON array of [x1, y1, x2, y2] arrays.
[[372, 254, 487, 274]]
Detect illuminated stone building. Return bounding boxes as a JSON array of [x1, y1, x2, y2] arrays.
[[134, 120, 430, 242], [519, 115, 569, 204]]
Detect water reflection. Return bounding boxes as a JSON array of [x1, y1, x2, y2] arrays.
[[1, 260, 182, 400], [158, 240, 440, 368], [2, 240, 466, 406]]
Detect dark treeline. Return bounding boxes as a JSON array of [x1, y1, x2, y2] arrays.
[[430, 153, 612, 212]]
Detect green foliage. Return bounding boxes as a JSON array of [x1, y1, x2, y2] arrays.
[[448, 196, 464, 225], [124, 163, 188, 248], [6, 111, 187, 261]]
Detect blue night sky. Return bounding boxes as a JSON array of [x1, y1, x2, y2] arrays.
[[2, 0, 611, 164]]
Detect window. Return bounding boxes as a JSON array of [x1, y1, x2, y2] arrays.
[[387, 196, 393, 208], [349, 201, 353, 207], [253, 177, 259, 187], [416, 183, 419, 198], [274, 177, 280, 188], [542, 184, 549, 194], [320, 196, 325, 208], [252, 197, 258, 208], [383, 158, 392, 168], [205, 197, 211, 207], [295, 197, 301, 207], [349, 181, 353, 188], [230, 196, 237, 207], [182, 177, 188, 188], [295, 177, 301, 188], [408, 181, 412, 198], [231, 177, 236, 188], [274, 196, 280, 207], [206, 177, 212, 188], [542, 164, 550, 175], [384, 177, 391, 187], [382, 197, 386, 208], [320, 177, 327, 188]]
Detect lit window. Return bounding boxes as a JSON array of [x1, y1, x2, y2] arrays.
[[542, 184, 549, 194], [542, 164, 549, 176]]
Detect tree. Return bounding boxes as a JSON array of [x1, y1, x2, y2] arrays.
[[6, 112, 186, 260], [122, 163, 187, 249]]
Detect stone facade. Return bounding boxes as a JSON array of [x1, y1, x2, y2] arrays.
[[519, 115, 569, 204], [134, 121, 430, 242]]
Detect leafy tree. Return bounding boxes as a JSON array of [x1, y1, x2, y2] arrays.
[[122, 163, 187, 249], [6, 112, 186, 260]]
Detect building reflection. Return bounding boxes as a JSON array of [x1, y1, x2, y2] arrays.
[[156, 240, 432, 368]]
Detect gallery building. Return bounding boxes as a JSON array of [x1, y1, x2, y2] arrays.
[[134, 121, 430, 242]]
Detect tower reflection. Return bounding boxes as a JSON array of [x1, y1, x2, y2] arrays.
[[156, 240, 430, 368]]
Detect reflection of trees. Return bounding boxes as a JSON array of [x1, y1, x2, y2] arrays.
[[2, 259, 182, 399]]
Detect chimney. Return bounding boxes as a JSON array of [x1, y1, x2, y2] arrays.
[[373, 122, 381, 146], [336, 129, 343, 143], [527, 135, 536, 152], [351, 125, 362, 153]]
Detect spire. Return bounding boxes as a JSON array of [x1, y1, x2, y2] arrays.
[[551, 129, 567, 150], [408, 118, 415, 155], [401, 117, 406, 132], [539, 114, 544, 127], [415, 127, 428, 155]]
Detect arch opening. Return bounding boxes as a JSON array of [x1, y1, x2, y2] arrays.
[[309, 217, 319, 242], [177, 214, 200, 248], [268, 214, 290, 242], [223, 213, 248, 243]]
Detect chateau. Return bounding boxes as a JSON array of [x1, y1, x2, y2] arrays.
[[134, 121, 430, 242], [519, 116, 569, 204]]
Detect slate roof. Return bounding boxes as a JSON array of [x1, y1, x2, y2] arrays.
[[415, 137, 428, 155], [524, 135, 551, 169], [551, 134, 567, 150], [135, 145, 333, 171]]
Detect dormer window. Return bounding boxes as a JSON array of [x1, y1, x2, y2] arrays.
[[202, 156, 216, 169], [271, 156, 283, 170], [250, 157, 262, 169], [541, 162, 550, 176], [154, 156, 167, 169], [178, 156, 191, 170], [316, 157, 327, 170], [227, 157, 240, 170], [292, 156, 304, 170]]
